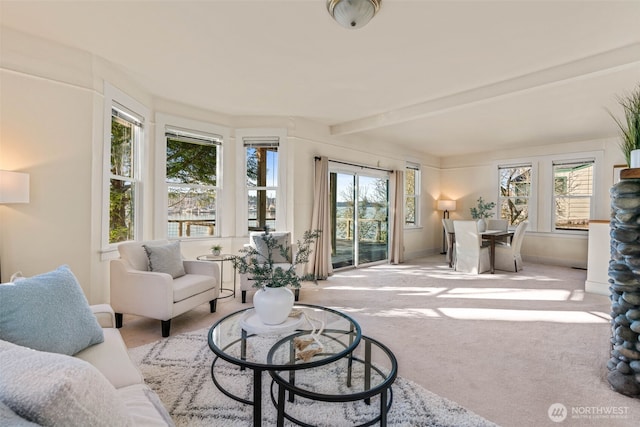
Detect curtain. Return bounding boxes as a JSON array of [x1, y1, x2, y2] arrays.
[[308, 156, 333, 279], [389, 170, 404, 264]]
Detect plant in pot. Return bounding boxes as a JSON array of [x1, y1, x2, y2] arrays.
[[232, 229, 321, 325], [210, 244, 222, 256], [610, 84, 640, 168], [469, 197, 496, 232]]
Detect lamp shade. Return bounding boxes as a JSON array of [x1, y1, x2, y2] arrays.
[[327, 0, 381, 29], [0, 170, 30, 204], [437, 200, 456, 212]]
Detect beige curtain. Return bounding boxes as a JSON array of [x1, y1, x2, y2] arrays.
[[308, 156, 333, 279], [389, 170, 405, 264]]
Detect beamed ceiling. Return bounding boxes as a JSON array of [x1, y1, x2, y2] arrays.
[[1, 0, 639, 157]]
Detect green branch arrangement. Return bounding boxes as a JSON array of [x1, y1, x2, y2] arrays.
[[469, 197, 496, 219], [232, 229, 321, 289]]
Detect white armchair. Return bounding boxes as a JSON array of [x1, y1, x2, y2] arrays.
[[239, 231, 301, 303], [495, 221, 529, 272], [454, 220, 490, 274], [110, 240, 220, 337]]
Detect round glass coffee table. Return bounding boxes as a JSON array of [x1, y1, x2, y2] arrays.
[[268, 334, 397, 426], [207, 304, 362, 427]]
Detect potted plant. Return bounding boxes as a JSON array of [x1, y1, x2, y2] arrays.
[[232, 229, 321, 324], [469, 197, 496, 232], [210, 244, 222, 256], [610, 84, 640, 168]]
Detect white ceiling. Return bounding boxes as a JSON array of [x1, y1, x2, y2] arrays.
[[2, 0, 639, 157]]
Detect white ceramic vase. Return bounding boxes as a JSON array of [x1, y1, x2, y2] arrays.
[[253, 286, 295, 325], [631, 149, 640, 168], [477, 218, 487, 233]]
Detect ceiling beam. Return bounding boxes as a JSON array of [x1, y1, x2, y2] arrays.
[[330, 43, 640, 136]]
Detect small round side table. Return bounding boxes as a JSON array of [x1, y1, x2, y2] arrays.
[[196, 253, 237, 299]]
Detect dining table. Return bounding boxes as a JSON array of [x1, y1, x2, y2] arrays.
[[447, 229, 514, 273]]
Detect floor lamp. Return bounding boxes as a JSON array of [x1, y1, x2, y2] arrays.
[[437, 200, 456, 254], [0, 170, 30, 282]]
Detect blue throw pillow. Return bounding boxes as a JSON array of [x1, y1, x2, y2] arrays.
[[0, 265, 104, 355]]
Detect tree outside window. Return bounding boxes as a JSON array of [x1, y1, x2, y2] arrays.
[[165, 129, 220, 238], [109, 109, 140, 244], [498, 165, 531, 226], [245, 138, 279, 231]]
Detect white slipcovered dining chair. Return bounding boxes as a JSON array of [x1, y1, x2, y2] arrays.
[[442, 218, 456, 268], [495, 221, 529, 272], [487, 219, 509, 243], [453, 220, 490, 274], [487, 219, 508, 231]]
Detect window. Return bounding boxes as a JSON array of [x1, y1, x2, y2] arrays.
[[498, 164, 531, 226], [405, 162, 420, 227], [165, 127, 221, 238], [245, 136, 279, 231], [553, 160, 594, 231], [107, 103, 143, 245]]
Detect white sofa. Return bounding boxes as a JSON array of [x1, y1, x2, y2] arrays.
[[0, 304, 174, 426]]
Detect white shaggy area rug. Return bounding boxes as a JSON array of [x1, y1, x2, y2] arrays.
[[129, 326, 498, 426]]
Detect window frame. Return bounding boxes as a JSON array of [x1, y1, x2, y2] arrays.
[[235, 128, 288, 236], [497, 162, 533, 229], [552, 158, 595, 234], [404, 162, 421, 228], [494, 150, 603, 234], [155, 113, 229, 240], [101, 83, 149, 253]]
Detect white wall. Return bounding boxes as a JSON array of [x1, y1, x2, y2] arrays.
[[0, 28, 98, 297], [0, 26, 623, 304]]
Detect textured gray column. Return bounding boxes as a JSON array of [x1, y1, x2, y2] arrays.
[[608, 178, 640, 397]]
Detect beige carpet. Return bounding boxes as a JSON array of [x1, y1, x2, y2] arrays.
[[121, 255, 640, 426]]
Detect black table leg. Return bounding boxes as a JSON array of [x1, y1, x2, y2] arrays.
[[277, 382, 286, 427], [364, 338, 372, 405], [380, 388, 388, 426], [253, 369, 262, 427], [241, 329, 247, 371]]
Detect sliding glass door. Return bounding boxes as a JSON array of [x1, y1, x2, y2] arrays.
[[330, 167, 389, 269]]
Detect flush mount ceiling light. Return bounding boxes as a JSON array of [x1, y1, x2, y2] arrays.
[[327, 0, 381, 29]]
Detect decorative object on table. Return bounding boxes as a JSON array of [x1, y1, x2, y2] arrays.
[[609, 84, 640, 167], [290, 308, 326, 362], [437, 200, 456, 254], [210, 244, 222, 256], [239, 308, 305, 335], [232, 229, 320, 325], [469, 196, 496, 233]]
